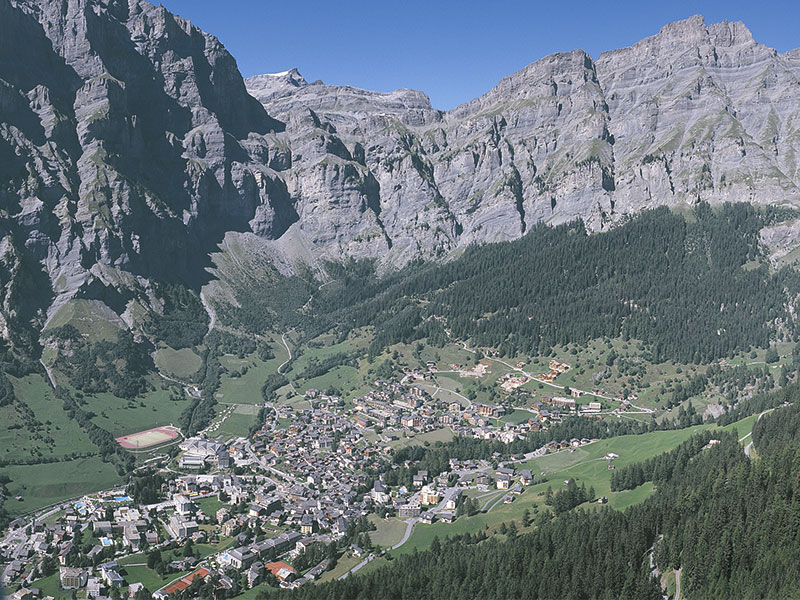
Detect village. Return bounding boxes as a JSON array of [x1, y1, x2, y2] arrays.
[[0, 359, 626, 600]]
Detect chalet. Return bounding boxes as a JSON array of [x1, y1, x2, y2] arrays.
[[520, 470, 533, 485], [444, 489, 461, 510]]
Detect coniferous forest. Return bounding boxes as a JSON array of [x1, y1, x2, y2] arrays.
[[310, 204, 799, 362]]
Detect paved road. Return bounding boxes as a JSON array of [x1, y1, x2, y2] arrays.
[[744, 441, 754, 457], [741, 407, 779, 457], [485, 483, 521, 513], [477, 489, 506, 512], [392, 517, 419, 550], [339, 553, 376, 580]]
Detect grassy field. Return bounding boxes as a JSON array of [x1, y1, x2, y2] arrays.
[[81, 381, 191, 437], [43, 299, 124, 342], [317, 552, 361, 583], [3, 456, 121, 516], [123, 566, 190, 593], [284, 334, 373, 399], [194, 495, 226, 517], [155, 346, 202, 380], [389, 427, 455, 449], [0, 375, 97, 463], [26, 572, 71, 599], [216, 341, 286, 404], [368, 514, 408, 548], [501, 409, 536, 424], [214, 404, 258, 439]]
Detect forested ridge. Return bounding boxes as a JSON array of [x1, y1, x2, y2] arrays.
[[311, 204, 799, 362], [265, 388, 800, 600]]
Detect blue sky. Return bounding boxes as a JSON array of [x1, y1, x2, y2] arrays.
[[159, 0, 800, 110]]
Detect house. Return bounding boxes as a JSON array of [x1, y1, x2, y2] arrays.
[[123, 527, 141, 551], [419, 511, 435, 524], [251, 531, 301, 561], [101, 569, 123, 589], [400, 415, 422, 428], [174, 495, 194, 516], [221, 519, 238, 537], [168, 515, 198, 539], [58, 542, 73, 565], [444, 489, 461, 510], [305, 560, 330, 580], [496, 474, 510, 490], [331, 517, 349, 537], [439, 512, 455, 523], [129, 583, 144, 599], [520, 470, 533, 485], [59, 567, 87, 590]]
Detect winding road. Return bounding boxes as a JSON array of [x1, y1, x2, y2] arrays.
[[392, 517, 419, 550]]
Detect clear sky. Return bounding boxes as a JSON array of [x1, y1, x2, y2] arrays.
[[159, 0, 800, 110]]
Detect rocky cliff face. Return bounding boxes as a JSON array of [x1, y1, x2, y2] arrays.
[[1, 3, 800, 353], [0, 0, 295, 350], [245, 15, 800, 268]]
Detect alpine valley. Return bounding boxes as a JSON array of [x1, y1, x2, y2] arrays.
[[3, 1, 800, 599]]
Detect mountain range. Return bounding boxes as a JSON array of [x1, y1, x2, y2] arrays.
[[2, 0, 800, 356]]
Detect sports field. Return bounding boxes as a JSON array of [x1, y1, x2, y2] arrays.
[[116, 425, 180, 449]]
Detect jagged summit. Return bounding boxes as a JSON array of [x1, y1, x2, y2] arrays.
[[2, 2, 800, 356]]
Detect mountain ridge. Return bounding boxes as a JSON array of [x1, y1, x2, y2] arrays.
[[2, 2, 800, 363]]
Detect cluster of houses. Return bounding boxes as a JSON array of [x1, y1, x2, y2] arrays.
[[1, 364, 616, 599]]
